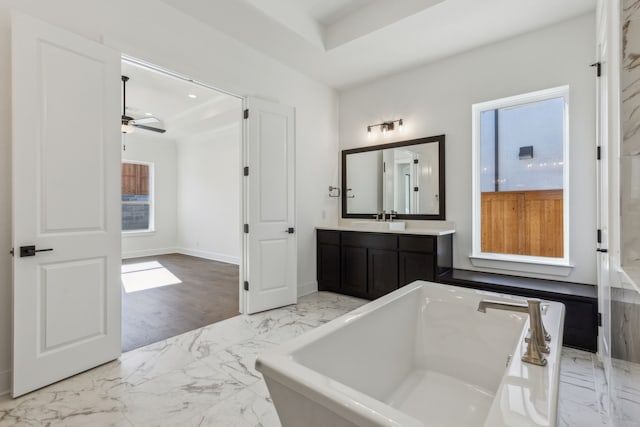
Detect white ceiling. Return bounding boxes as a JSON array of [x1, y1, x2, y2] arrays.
[[122, 61, 241, 140], [158, 0, 596, 89]]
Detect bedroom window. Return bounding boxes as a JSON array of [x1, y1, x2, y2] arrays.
[[122, 161, 154, 232], [471, 86, 569, 268]]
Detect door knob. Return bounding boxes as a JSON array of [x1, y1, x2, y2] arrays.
[[19, 245, 54, 257]]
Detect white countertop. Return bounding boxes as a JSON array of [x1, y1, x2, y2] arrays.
[[316, 223, 455, 236]]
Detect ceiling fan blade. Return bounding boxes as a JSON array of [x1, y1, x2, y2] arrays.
[[133, 124, 166, 133], [131, 117, 160, 125]]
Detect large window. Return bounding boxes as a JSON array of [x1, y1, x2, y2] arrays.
[[122, 162, 154, 232], [472, 86, 569, 267]]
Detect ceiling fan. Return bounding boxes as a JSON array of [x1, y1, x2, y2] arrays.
[[121, 75, 166, 134]]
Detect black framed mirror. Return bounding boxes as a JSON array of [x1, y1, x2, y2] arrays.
[[342, 134, 445, 220]]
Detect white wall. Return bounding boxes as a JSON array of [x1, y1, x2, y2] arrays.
[[176, 124, 242, 264], [0, 0, 339, 394], [121, 133, 178, 258], [339, 13, 597, 284]]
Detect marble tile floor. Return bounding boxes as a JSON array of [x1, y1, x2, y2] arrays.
[[0, 291, 631, 427]]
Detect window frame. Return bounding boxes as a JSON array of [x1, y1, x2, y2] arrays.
[[121, 160, 155, 234], [470, 85, 571, 272]]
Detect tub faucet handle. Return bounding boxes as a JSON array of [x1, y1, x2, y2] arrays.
[[526, 299, 550, 352], [522, 331, 547, 366]]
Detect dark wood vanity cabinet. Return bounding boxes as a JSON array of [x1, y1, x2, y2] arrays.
[[317, 229, 453, 300], [317, 230, 341, 292]]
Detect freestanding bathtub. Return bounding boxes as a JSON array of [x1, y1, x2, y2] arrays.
[[255, 281, 565, 427]]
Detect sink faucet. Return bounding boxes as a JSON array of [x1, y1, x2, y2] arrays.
[[388, 210, 397, 222], [477, 299, 551, 366]]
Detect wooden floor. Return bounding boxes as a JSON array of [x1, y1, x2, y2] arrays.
[[122, 253, 239, 352]]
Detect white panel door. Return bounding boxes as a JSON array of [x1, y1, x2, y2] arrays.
[[244, 98, 296, 314], [12, 12, 121, 397]]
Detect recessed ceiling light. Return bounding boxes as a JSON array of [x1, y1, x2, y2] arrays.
[[188, 94, 197, 99]]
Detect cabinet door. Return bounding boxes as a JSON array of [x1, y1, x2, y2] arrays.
[[341, 246, 368, 298], [399, 251, 435, 285], [317, 243, 340, 292], [368, 249, 398, 298]]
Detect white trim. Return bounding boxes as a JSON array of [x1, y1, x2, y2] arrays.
[[0, 370, 10, 396], [469, 255, 573, 276], [471, 85, 571, 268], [298, 281, 318, 298], [122, 230, 156, 237], [240, 97, 248, 314], [121, 55, 243, 101], [176, 247, 240, 265], [121, 247, 176, 259]]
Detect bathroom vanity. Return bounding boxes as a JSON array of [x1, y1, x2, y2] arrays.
[[325, 134, 452, 299], [316, 226, 453, 299]]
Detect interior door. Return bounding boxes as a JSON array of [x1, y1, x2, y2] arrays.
[[244, 97, 296, 314], [11, 12, 121, 397], [595, 0, 611, 381]]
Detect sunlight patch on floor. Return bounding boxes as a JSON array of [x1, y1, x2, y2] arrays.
[[121, 260, 182, 293]]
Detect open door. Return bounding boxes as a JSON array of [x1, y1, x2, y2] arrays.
[[243, 97, 296, 314], [11, 12, 121, 397]]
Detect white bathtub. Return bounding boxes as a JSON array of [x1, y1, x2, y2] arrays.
[[255, 281, 565, 427]]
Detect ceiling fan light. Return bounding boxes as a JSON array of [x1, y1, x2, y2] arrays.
[[121, 123, 135, 134]]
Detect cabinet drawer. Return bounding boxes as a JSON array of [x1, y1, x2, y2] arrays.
[[342, 232, 397, 250], [399, 235, 435, 253], [317, 229, 340, 245]]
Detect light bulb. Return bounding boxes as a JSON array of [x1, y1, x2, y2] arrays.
[[367, 126, 372, 139], [398, 119, 404, 132]]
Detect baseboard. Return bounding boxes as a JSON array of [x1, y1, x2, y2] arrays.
[[299, 281, 318, 297], [0, 369, 10, 396], [176, 247, 240, 265], [122, 247, 177, 259]]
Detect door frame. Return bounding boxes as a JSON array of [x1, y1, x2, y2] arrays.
[[120, 55, 248, 314]]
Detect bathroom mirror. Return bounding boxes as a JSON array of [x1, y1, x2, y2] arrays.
[[342, 135, 445, 220]]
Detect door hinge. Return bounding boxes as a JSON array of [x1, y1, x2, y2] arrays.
[[413, 159, 419, 164], [413, 187, 419, 192], [244, 224, 249, 234], [9, 248, 14, 256], [597, 229, 602, 244], [597, 312, 602, 327], [597, 146, 601, 160], [244, 281, 249, 291], [244, 109, 249, 119], [243, 166, 249, 176], [590, 61, 602, 77]]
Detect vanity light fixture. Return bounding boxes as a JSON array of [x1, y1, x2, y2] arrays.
[[367, 119, 404, 137]]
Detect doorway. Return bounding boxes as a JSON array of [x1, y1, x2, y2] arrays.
[[119, 59, 243, 351], [11, 14, 298, 396]]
